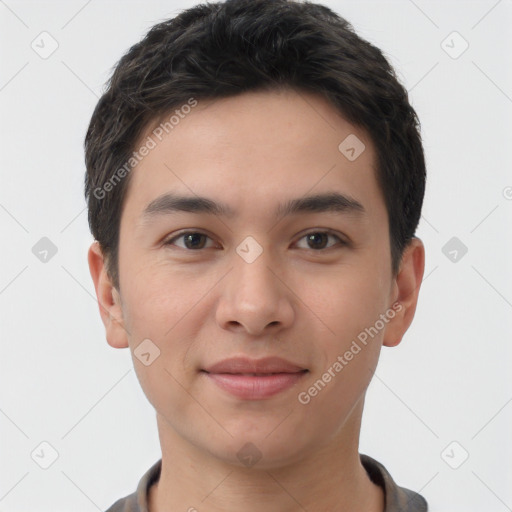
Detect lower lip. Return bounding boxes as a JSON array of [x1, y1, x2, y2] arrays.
[[203, 371, 307, 400]]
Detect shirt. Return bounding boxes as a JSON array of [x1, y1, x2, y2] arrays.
[[105, 454, 428, 512]]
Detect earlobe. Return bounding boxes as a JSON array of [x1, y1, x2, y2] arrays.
[[382, 237, 425, 348], [87, 241, 129, 349]]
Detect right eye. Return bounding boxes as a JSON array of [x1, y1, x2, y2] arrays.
[[163, 231, 218, 250]]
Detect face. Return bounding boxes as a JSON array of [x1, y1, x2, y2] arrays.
[[89, 88, 424, 469]]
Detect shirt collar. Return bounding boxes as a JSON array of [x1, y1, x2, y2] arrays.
[[133, 454, 427, 512]]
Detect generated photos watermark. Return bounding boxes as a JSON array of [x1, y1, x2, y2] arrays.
[[93, 97, 198, 200], [297, 302, 403, 405]]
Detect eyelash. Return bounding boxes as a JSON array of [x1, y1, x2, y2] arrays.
[[162, 230, 348, 251]]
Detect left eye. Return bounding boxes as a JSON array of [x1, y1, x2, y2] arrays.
[[295, 231, 344, 250]]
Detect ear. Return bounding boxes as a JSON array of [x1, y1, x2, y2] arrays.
[[382, 237, 425, 348], [87, 241, 129, 349]]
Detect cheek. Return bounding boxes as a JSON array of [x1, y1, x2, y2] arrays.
[[293, 338, 381, 455], [298, 265, 389, 421], [121, 261, 216, 391], [307, 263, 390, 345], [130, 353, 200, 436], [122, 259, 211, 339]]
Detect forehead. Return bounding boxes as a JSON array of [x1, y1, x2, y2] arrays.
[[122, 88, 384, 223]]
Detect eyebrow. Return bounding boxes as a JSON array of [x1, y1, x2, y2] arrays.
[[141, 191, 365, 222]]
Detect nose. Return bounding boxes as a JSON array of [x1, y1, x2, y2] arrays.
[[215, 248, 295, 337]]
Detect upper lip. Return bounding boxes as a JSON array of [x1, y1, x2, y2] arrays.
[[203, 357, 307, 374]]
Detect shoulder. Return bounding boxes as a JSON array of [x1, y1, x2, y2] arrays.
[[104, 492, 138, 512], [360, 454, 428, 512], [104, 459, 162, 512]]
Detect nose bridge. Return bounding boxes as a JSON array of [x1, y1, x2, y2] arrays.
[[216, 240, 294, 334], [236, 251, 277, 305]]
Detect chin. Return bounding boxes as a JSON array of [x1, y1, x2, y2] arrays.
[[203, 429, 312, 471]]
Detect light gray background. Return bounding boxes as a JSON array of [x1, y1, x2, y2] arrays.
[[1, 1, 511, 511]]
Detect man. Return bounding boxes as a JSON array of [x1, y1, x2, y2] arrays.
[[85, 0, 427, 510]]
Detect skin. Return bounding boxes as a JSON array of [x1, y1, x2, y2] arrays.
[[89, 88, 424, 512]]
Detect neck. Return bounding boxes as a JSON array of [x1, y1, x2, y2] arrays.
[[149, 400, 384, 512]]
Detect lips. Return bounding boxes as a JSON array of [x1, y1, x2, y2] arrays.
[[204, 356, 306, 374], [202, 357, 308, 400]]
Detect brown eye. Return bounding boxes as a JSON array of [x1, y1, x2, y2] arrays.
[[295, 231, 345, 250], [182, 233, 207, 249], [164, 231, 214, 250], [306, 233, 329, 249]]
